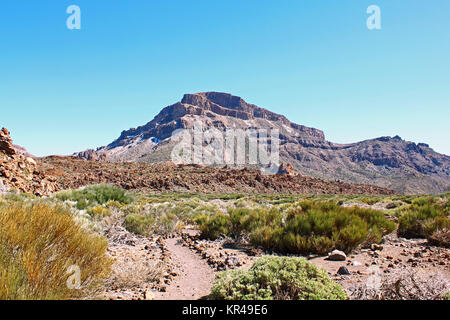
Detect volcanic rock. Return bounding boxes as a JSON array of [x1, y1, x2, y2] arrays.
[[0, 128, 59, 196], [327, 250, 347, 261], [0, 128, 16, 156]]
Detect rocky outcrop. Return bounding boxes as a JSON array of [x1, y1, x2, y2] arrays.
[[75, 149, 107, 161], [0, 128, 16, 156], [74, 92, 450, 194], [0, 128, 59, 196]]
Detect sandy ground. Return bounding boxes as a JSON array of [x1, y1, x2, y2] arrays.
[[153, 236, 216, 300], [101, 228, 449, 300]]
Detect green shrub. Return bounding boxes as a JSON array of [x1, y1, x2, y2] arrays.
[[124, 214, 155, 236], [210, 256, 347, 300], [56, 184, 133, 210], [358, 197, 381, 205], [196, 201, 396, 255], [195, 212, 230, 240], [398, 199, 449, 239], [123, 200, 217, 236]]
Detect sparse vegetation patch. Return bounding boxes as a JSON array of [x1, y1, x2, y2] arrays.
[[56, 184, 133, 210], [210, 256, 347, 300]]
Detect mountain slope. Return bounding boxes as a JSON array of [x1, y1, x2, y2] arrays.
[[75, 92, 450, 194]]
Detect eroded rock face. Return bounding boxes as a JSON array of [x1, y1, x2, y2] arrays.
[[0, 128, 59, 196]]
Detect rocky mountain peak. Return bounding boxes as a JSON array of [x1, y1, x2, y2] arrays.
[[182, 92, 251, 112], [97, 92, 326, 152]]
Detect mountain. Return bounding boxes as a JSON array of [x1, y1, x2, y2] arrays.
[[75, 92, 450, 194]]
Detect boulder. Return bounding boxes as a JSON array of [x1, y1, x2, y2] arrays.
[[337, 266, 351, 275], [326, 250, 347, 261], [371, 244, 384, 251]]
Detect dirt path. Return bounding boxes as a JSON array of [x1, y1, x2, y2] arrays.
[[154, 236, 216, 300]]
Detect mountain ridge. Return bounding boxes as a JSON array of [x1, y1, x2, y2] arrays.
[[75, 92, 450, 194]]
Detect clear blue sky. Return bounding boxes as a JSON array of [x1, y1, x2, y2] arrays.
[[1, 0, 449, 156]]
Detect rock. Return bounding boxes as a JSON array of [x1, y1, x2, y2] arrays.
[[337, 266, 351, 275], [352, 260, 362, 266], [0, 128, 59, 196], [225, 256, 241, 268], [326, 250, 347, 261], [278, 163, 295, 176], [371, 244, 384, 251], [25, 157, 36, 166], [247, 248, 263, 257], [0, 128, 16, 156]]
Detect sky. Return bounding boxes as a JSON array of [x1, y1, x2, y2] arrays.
[[0, 0, 449, 156]]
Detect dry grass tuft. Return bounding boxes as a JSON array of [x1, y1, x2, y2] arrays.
[[107, 252, 164, 290], [351, 268, 450, 300], [0, 202, 113, 299]]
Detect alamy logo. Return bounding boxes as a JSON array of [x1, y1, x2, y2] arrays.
[[366, 5, 381, 30], [170, 121, 280, 175], [366, 265, 382, 291], [66, 5, 81, 30], [66, 265, 81, 289]]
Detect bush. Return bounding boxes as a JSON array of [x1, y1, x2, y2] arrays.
[[123, 201, 210, 236], [195, 212, 230, 240], [210, 256, 347, 300], [124, 214, 155, 236], [0, 202, 112, 299], [56, 184, 133, 210], [86, 205, 111, 219], [196, 202, 396, 255], [398, 198, 449, 239]]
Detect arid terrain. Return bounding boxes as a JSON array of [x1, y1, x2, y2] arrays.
[[38, 156, 394, 196], [0, 127, 449, 301]]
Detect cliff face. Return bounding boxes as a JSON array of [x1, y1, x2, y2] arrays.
[[74, 92, 450, 194]]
